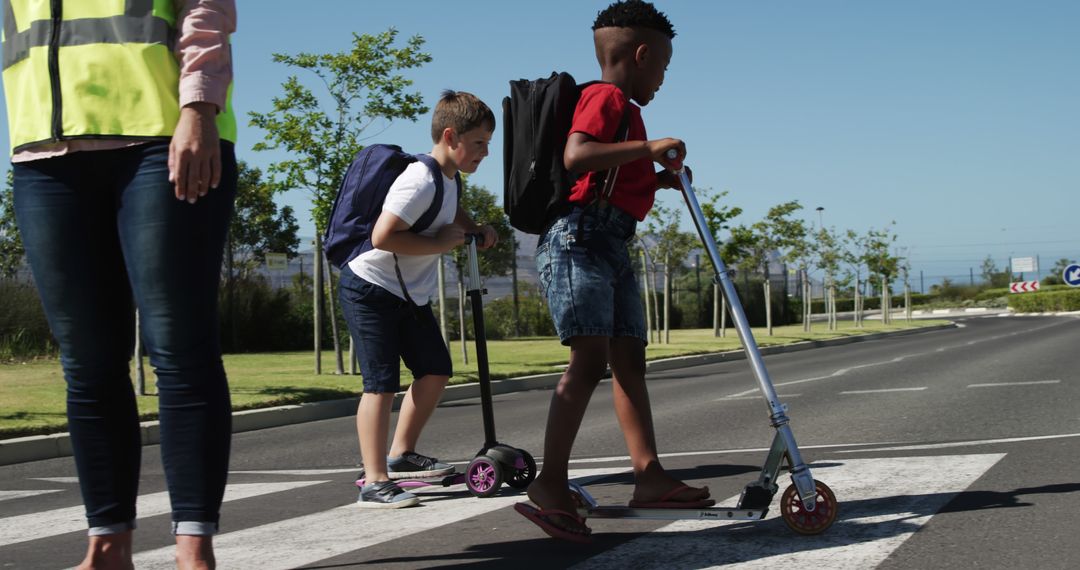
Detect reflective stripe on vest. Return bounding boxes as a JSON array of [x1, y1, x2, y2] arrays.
[[1, 0, 236, 154]]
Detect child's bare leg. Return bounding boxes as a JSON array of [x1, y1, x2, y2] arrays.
[[357, 392, 395, 481], [389, 374, 449, 456], [76, 531, 134, 570], [527, 336, 608, 531], [609, 336, 710, 504]]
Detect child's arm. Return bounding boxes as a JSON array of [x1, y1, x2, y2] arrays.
[[453, 206, 499, 250], [564, 133, 686, 174], [370, 211, 465, 255]]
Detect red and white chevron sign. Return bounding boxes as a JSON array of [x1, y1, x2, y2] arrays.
[[1009, 280, 1040, 293]]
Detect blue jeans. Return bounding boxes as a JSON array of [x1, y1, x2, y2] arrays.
[[535, 204, 647, 345], [338, 266, 452, 393], [12, 141, 237, 533]]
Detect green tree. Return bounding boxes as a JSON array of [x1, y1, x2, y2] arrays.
[[858, 224, 901, 323], [1043, 258, 1078, 286], [446, 177, 515, 358], [249, 28, 432, 374], [752, 201, 806, 334], [646, 202, 698, 342], [980, 255, 1011, 288], [697, 188, 742, 336], [228, 162, 301, 277], [0, 171, 24, 278]]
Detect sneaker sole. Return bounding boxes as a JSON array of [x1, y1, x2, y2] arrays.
[[355, 495, 421, 509], [387, 468, 455, 480]]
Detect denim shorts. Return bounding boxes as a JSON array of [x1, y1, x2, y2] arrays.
[[535, 204, 648, 346], [338, 266, 452, 393]]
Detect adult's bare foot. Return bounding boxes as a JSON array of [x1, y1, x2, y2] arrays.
[[76, 532, 134, 570], [175, 535, 215, 570]]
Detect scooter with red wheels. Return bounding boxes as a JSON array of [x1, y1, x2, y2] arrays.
[[356, 233, 536, 498], [567, 153, 839, 535]]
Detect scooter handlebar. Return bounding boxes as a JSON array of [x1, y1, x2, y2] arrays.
[[464, 233, 485, 247]]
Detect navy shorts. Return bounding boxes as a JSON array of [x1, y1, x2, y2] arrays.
[[535, 204, 648, 346], [338, 266, 453, 393]]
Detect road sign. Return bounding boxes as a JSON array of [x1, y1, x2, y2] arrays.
[[265, 253, 288, 271], [1009, 280, 1040, 293], [1011, 257, 1037, 273], [1065, 264, 1080, 287]]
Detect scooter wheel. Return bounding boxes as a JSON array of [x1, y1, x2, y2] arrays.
[[466, 455, 503, 498], [780, 480, 838, 535], [505, 449, 537, 490]]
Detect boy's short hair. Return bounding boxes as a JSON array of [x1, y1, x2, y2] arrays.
[[592, 0, 676, 39], [431, 90, 495, 143]]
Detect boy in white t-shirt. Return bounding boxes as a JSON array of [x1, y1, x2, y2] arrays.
[[340, 91, 498, 508]]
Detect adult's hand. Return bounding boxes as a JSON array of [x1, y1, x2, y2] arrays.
[[169, 102, 221, 204]]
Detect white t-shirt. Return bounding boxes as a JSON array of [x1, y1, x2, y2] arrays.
[[347, 160, 458, 302]]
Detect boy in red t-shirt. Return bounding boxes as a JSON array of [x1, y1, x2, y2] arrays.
[[515, 0, 712, 543]]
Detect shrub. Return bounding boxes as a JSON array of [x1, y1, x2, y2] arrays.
[[1008, 289, 1080, 312], [0, 279, 55, 360]]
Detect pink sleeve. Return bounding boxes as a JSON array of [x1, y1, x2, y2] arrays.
[[175, 0, 237, 111]]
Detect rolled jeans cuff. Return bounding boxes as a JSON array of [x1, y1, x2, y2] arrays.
[[88, 521, 136, 536], [172, 521, 218, 536]]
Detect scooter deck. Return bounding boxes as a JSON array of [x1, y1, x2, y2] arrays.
[[583, 506, 767, 521]]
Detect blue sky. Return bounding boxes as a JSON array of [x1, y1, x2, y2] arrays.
[[2, 0, 1077, 288]]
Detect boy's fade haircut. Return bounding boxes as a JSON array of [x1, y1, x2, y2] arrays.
[[431, 90, 496, 143], [592, 0, 676, 38]]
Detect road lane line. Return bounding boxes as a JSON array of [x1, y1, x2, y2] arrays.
[[967, 380, 1060, 388], [837, 432, 1080, 453], [573, 454, 1005, 569], [840, 387, 928, 394], [0, 489, 62, 502], [0, 481, 328, 548]]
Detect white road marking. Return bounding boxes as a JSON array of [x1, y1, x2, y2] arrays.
[[574, 454, 1005, 569], [0, 489, 62, 502], [840, 387, 928, 395], [30, 477, 79, 484], [0, 481, 327, 548], [837, 432, 1080, 453], [129, 467, 630, 569], [967, 380, 1060, 388], [717, 394, 801, 401], [230, 468, 359, 475]]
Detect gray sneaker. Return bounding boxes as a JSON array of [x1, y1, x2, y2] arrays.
[[356, 480, 420, 509], [387, 451, 454, 479]]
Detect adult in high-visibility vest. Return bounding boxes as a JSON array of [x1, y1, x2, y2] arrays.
[[2, 1, 237, 568]]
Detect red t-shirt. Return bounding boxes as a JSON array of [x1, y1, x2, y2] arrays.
[[567, 83, 658, 221]]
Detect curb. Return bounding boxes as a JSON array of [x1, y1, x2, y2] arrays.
[[0, 323, 955, 467]]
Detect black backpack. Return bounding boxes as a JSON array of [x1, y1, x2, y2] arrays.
[[503, 72, 629, 234]]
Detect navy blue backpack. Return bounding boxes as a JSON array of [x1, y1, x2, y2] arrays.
[[323, 144, 461, 270]]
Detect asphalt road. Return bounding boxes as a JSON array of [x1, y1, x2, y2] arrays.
[[2, 314, 1079, 569]]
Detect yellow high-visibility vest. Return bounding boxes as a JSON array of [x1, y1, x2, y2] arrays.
[[1, 0, 236, 154]]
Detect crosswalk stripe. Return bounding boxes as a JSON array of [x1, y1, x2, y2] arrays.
[[0, 481, 328, 548], [0, 489, 62, 502], [130, 467, 629, 570], [967, 380, 1060, 388], [840, 387, 927, 394], [571, 454, 1005, 569]]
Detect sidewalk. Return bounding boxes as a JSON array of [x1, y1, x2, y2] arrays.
[[0, 323, 958, 466]]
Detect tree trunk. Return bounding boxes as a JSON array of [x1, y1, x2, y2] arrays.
[[641, 250, 653, 344], [650, 259, 661, 342], [511, 236, 521, 337], [437, 255, 448, 347], [712, 282, 719, 337], [764, 279, 773, 336], [313, 235, 323, 375], [323, 251, 344, 374], [458, 275, 468, 365], [763, 263, 772, 336], [721, 293, 728, 338], [663, 251, 671, 344], [134, 308, 146, 395], [348, 336, 357, 375]]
